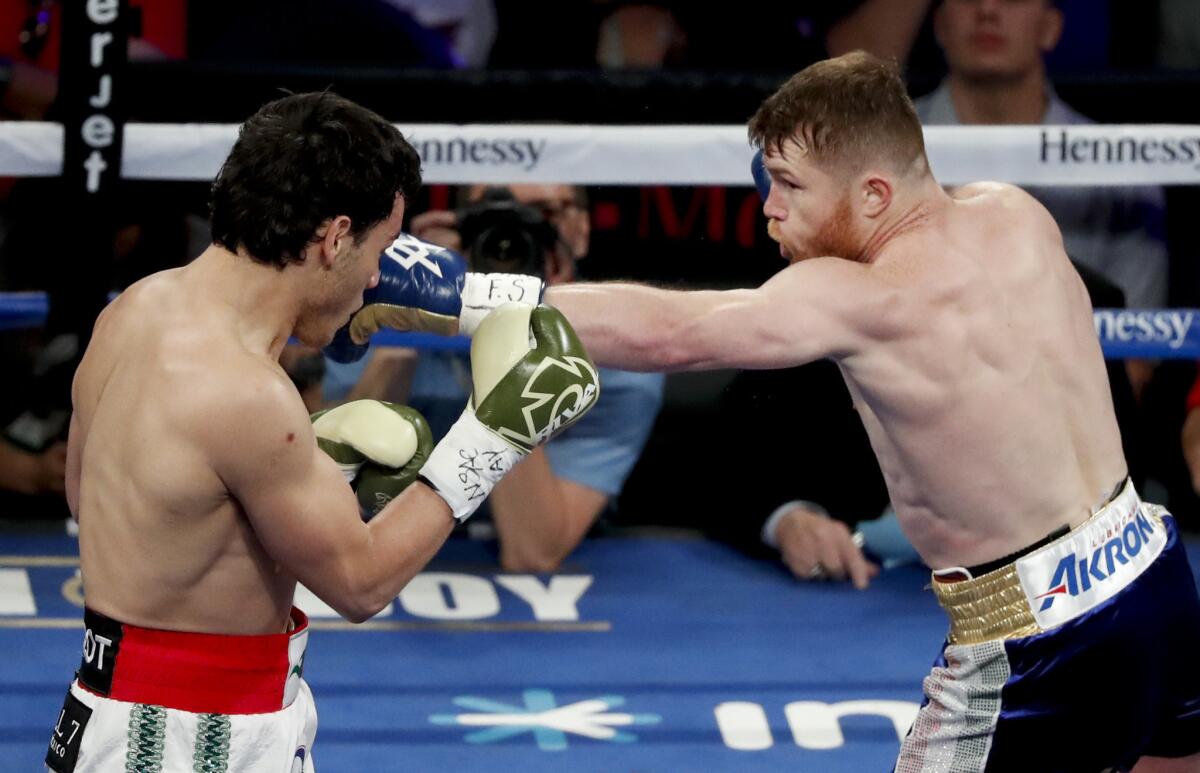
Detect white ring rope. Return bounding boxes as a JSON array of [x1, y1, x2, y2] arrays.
[[2, 122, 1199, 185]]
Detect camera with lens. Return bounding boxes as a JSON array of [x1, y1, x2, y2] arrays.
[[455, 187, 559, 279]]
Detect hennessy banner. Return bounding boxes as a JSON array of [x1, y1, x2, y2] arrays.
[[0, 122, 1198, 187]]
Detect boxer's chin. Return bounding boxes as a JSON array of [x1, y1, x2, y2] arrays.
[[766, 220, 782, 243], [766, 222, 789, 260], [292, 316, 335, 350]]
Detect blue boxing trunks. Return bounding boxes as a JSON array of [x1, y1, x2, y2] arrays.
[[896, 479, 1200, 772]]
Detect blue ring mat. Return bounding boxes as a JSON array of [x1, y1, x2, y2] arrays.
[[3, 528, 1198, 772]]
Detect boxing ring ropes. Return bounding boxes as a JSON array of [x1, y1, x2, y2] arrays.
[[0, 120, 1199, 358], [2, 120, 1200, 772]]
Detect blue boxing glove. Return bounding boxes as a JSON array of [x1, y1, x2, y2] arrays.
[[751, 148, 771, 201], [325, 233, 545, 363]]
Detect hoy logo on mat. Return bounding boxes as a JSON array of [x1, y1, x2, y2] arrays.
[[297, 573, 595, 623], [0, 567, 600, 631]]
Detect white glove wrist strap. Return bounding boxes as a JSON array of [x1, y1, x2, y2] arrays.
[[420, 411, 525, 522], [459, 272, 545, 335]]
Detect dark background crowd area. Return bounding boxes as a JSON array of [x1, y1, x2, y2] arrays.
[[3, 0, 1200, 536]]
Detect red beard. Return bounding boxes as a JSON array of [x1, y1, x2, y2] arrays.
[[805, 194, 859, 261]]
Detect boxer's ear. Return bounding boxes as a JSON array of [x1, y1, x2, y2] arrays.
[[315, 216, 353, 268], [860, 174, 893, 219]]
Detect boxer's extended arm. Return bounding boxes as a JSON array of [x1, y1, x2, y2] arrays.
[[544, 259, 877, 372], [216, 375, 454, 623]]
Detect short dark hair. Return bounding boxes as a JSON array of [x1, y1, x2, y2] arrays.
[[210, 92, 422, 268], [748, 51, 927, 175]]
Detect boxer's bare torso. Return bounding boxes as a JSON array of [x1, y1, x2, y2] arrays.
[[69, 264, 308, 635], [832, 183, 1126, 568], [551, 182, 1126, 570], [65, 196, 456, 635]]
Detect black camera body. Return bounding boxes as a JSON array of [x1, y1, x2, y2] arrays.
[[455, 187, 559, 279]]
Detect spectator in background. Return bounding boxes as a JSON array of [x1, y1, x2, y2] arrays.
[[0, 0, 185, 122], [699, 361, 909, 589], [321, 184, 665, 572], [0, 331, 72, 522], [915, 0, 1168, 398], [385, 0, 498, 68], [0, 5, 57, 121], [1158, 0, 1200, 70], [492, 1, 935, 71], [188, 0, 460, 69], [0, 440, 65, 500]]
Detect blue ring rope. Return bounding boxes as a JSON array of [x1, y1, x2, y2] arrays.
[[1, 292, 1195, 359]]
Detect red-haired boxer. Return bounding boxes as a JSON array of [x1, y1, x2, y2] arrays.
[[338, 53, 1200, 772]]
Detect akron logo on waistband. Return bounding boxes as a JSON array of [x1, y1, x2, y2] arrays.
[[1034, 511, 1158, 611], [1018, 505, 1167, 630]]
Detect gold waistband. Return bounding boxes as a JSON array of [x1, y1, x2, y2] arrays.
[[931, 562, 1043, 645], [932, 479, 1160, 645]]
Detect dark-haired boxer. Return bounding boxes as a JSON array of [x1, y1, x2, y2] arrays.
[[51, 91, 596, 772]]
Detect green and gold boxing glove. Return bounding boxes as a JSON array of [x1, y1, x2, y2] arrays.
[[311, 400, 434, 519], [419, 303, 600, 521]]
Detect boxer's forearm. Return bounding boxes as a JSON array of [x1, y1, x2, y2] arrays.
[[344, 483, 456, 619], [545, 282, 742, 372]]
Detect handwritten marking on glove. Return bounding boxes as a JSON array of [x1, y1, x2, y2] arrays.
[[456, 448, 510, 502]]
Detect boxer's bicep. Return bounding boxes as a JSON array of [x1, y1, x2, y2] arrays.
[[546, 280, 835, 371], [545, 262, 871, 371], [211, 385, 378, 619], [676, 260, 870, 370]]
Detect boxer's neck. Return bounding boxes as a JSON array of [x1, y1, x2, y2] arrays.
[[187, 245, 304, 359]]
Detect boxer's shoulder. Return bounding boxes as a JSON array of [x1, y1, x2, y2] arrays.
[[951, 181, 1048, 222]]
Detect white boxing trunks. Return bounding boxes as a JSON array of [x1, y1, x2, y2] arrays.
[[45, 607, 316, 773]]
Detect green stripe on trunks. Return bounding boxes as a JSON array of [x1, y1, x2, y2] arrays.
[[193, 713, 232, 773], [125, 704, 166, 773]]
